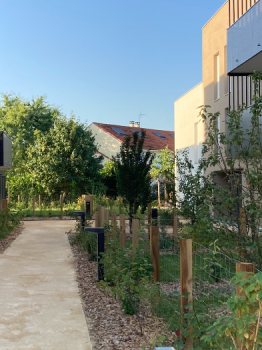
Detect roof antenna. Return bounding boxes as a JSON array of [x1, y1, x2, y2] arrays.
[[139, 112, 146, 126]]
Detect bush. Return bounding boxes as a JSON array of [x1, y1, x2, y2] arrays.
[[0, 209, 22, 240]]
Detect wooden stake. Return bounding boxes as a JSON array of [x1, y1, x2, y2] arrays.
[[180, 239, 193, 349], [38, 195, 41, 209], [132, 219, 139, 255], [239, 207, 247, 235], [97, 206, 104, 227], [147, 203, 152, 238], [104, 209, 109, 226], [7, 182, 10, 203], [95, 211, 99, 228], [18, 195, 20, 203], [32, 196, 35, 217], [119, 214, 126, 247], [150, 226, 160, 282], [60, 194, 63, 218], [173, 208, 178, 252], [111, 211, 117, 236]]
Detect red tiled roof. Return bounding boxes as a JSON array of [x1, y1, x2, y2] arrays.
[[93, 122, 174, 151]]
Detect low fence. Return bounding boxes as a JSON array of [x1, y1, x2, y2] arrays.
[[83, 203, 259, 348]]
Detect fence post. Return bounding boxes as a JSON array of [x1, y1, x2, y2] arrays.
[[239, 208, 247, 235], [18, 195, 20, 203], [119, 214, 126, 247], [158, 180, 161, 207], [173, 208, 178, 252], [132, 219, 139, 255], [38, 195, 41, 209], [180, 239, 193, 349], [98, 206, 104, 227], [148, 203, 152, 238], [150, 226, 160, 282], [236, 262, 255, 349], [95, 211, 99, 228], [104, 208, 109, 226], [32, 196, 35, 217], [111, 211, 117, 236], [60, 194, 63, 218]]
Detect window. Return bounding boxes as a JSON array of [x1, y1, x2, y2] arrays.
[[153, 132, 167, 140], [215, 54, 220, 100], [130, 130, 142, 137], [169, 133, 174, 138], [194, 122, 198, 163], [111, 127, 127, 136]]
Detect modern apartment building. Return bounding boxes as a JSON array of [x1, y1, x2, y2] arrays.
[[175, 0, 262, 172]]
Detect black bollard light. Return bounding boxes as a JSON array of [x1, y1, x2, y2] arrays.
[[73, 210, 85, 230], [84, 227, 105, 281]]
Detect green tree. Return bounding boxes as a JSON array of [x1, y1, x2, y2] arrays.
[[100, 160, 118, 198], [0, 94, 60, 197], [25, 116, 103, 198], [151, 146, 175, 204], [113, 131, 154, 218]]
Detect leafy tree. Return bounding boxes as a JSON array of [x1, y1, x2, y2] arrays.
[[25, 116, 103, 198], [113, 131, 154, 218], [151, 146, 175, 204], [177, 71, 262, 268], [100, 160, 118, 198]]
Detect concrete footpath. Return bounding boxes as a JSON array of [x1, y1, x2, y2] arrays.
[[0, 220, 92, 350]]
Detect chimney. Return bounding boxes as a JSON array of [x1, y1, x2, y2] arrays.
[[134, 122, 140, 128], [129, 121, 135, 127]]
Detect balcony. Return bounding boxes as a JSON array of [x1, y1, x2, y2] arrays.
[[227, 0, 262, 75]]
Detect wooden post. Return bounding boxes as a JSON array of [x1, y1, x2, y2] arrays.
[[239, 207, 247, 235], [118, 197, 122, 215], [147, 203, 152, 237], [32, 196, 35, 217], [150, 226, 160, 282], [111, 211, 117, 236], [173, 208, 178, 252], [132, 219, 139, 254], [236, 262, 255, 349], [119, 214, 126, 247], [104, 208, 109, 226], [98, 206, 104, 227], [180, 239, 193, 349], [95, 211, 99, 228], [38, 195, 41, 209], [60, 194, 63, 218], [18, 195, 20, 203]]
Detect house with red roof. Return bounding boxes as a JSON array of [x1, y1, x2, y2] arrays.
[[88, 122, 174, 163]]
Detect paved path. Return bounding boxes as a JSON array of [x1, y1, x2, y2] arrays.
[[0, 221, 92, 350]]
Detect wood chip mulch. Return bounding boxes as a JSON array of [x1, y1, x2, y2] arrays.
[[0, 223, 25, 253], [22, 216, 75, 221], [68, 232, 175, 350]]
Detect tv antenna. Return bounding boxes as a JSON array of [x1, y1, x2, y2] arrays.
[[139, 112, 146, 125]]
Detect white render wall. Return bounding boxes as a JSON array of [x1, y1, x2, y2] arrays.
[[174, 82, 204, 172], [88, 124, 122, 164]]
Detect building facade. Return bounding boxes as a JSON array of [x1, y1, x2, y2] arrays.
[[175, 0, 262, 171]]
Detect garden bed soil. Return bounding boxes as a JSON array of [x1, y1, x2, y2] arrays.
[[68, 232, 175, 350], [0, 223, 24, 253]]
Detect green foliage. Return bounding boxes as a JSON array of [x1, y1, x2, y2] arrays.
[[0, 94, 103, 199], [0, 209, 23, 240], [100, 226, 153, 315], [69, 221, 97, 261], [113, 131, 154, 218], [100, 160, 118, 198], [201, 271, 262, 349]]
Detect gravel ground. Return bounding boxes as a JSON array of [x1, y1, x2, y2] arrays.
[[68, 232, 176, 350], [0, 223, 24, 253]]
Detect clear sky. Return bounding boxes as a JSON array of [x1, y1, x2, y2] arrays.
[[0, 0, 226, 131]]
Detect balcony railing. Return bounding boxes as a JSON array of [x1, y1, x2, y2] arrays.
[[229, 0, 260, 26]]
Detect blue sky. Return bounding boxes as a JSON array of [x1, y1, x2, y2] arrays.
[[0, 0, 226, 131]]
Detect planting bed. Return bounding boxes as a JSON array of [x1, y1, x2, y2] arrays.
[[68, 232, 175, 350], [0, 223, 24, 253]]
